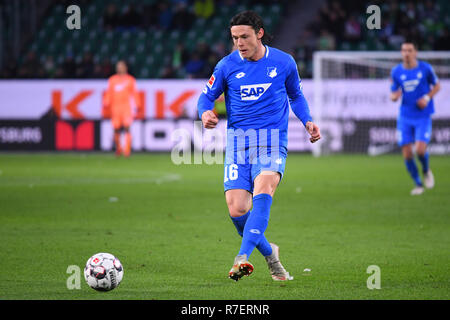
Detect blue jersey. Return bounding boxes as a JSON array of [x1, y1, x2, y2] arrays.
[[390, 60, 439, 119], [197, 45, 312, 151]]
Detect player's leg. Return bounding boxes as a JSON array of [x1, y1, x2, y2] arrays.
[[398, 118, 423, 194], [252, 172, 293, 281], [226, 187, 274, 256], [246, 148, 293, 280], [237, 146, 286, 259], [122, 126, 131, 157], [225, 188, 255, 281], [402, 144, 424, 195], [224, 159, 273, 280], [112, 117, 122, 157], [416, 141, 434, 189], [226, 188, 252, 234], [122, 114, 133, 157], [415, 117, 434, 188], [225, 145, 288, 281], [237, 172, 278, 258], [416, 141, 429, 172]]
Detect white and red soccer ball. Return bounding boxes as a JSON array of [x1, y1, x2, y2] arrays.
[[84, 253, 123, 291]]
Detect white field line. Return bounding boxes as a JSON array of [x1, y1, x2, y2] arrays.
[[0, 173, 181, 187]]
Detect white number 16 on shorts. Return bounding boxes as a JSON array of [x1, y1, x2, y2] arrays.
[[224, 164, 239, 182]]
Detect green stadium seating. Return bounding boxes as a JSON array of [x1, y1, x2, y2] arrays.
[[23, 1, 286, 78]]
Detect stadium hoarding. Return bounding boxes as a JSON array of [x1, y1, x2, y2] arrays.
[[0, 120, 55, 151], [2, 118, 450, 155], [0, 80, 449, 154], [1, 79, 449, 120], [0, 79, 205, 120], [0, 119, 100, 151]]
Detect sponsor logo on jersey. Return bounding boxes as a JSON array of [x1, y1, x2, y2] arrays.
[[207, 75, 215, 89], [403, 79, 420, 92], [240, 83, 272, 101], [235, 72, 246, 79], [114, 80, 130, 92]]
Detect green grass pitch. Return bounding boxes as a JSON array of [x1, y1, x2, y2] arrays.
[[0, 153, 448, 300]]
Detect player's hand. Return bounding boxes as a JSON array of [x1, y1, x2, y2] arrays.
[[390, 90, 402, 102], [201, 110, 219, 129], [305, 121, 321, 143], [416, 95, 430, 109]]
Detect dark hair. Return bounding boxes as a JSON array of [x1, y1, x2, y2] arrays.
[[402, 40, 418, 50], [116, 59, 128, 66], [229, 10, 273, 44]]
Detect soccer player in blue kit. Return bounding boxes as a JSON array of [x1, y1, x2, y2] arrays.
[[197, 11, 321, 281], [390, 42, 441, 195]]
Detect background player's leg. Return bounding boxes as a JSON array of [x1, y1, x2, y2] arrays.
[[416, 141, 434, 189], [114, 128, 122, 157], [122, 115, 133, 157], [112, 115, 122, 157], [123, 126, 132, 157], [415, 117, 432, 176], [416, 141, 429, 173], [238, 172, 280, 258], [402, 144, 423, 195], [226, 189, 272, 256]]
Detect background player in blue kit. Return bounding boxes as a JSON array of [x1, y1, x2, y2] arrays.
[[390, 41, 441, 195], [197, 11, 321, 281]]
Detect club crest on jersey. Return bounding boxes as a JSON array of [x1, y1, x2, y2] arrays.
[[240, 83, 272, 101], [114, 84, 125, 91], [207, 75, 215, 89], [267, 67, 277, 78]]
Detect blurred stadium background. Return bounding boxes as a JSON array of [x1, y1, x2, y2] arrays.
[[0, 0, 449, 155]]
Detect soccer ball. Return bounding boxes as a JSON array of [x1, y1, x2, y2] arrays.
[[84, 252, 123, 291]]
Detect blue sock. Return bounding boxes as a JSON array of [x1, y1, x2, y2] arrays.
[[405, 158, 422, 186], [230, 212, 273, 257], [230, 211, 250, 237], [417, 152, 429, 174], [238, 194, 272, 258]]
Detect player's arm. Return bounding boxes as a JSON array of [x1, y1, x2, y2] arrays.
[[390, 69, 402, 102], [131, 78, 143, 118], [103, 78, 113, 107], [197, 63, 225, 129], [417, 65, 440, 109], [417, 82, 441, 109], [102, 78, 114, 119], [132, 78, 140, 107], [285, 56, 321, 143]]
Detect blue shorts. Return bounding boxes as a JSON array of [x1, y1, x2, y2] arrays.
[[223, 146, 287, 193], [397, 117, 432, 147]]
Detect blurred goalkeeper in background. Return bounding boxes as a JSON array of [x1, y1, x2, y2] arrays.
[[103, 60, 140, 157], [390, 41, 441, 195]]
